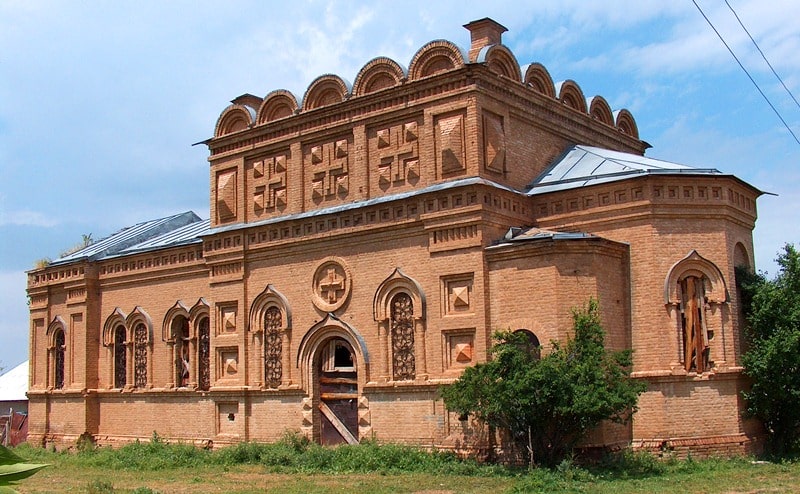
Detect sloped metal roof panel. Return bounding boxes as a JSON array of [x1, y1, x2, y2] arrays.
[[0, 361, 28, 402], [527, 145, 721, 195], [487, 226, 596, 250], [115, 219, 210, 256], [50, 211, 202, 265], [206, 176, 519, 236]]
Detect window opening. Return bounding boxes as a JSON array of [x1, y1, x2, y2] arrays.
[[198, 317, 211, 391], [175, 317, 190, 387], [134, 323, 148, 388], [54, 329, 65, 389], [333, 342, 354, 369], [264, 306, 282, 388], [390, 293, 415, 380], [114, 325, 126, 388], [513, 329, 541, 360], [679, 275, 712, 372]]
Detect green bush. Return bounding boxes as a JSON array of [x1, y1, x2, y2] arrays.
[[739, 244, 800, 455], [442, 299, 646, 468]]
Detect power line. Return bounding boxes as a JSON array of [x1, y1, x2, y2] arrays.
[[724, 0, 800, 111], [692, 0, 800, 146]]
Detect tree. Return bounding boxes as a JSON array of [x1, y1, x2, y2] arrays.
[[441, 299, 645, 467], [740, 244, 800, 455]]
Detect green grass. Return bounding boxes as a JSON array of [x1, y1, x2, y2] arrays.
[[10, 436, 800, 493]]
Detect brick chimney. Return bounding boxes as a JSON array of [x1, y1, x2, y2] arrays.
[[464, 18, 508, 63]]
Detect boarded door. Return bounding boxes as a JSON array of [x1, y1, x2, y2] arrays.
[[318, 338, 358, 445]]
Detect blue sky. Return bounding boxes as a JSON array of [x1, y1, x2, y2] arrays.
[[1, 0, 798, 370]]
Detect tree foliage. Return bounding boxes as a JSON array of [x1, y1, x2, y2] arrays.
[[441, 299, 645, 467], [740, 244, 800, 455]]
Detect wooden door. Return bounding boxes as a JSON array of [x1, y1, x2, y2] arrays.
[[318, 338, 358, 445]]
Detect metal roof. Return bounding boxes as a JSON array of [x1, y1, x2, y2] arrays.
[[527, 145, 722, 195], [488, 226, 597, 250], [50, 211, 204, 265], [206, 176, 518, 236], [0, 361, 28, 402], [114, 219, 210, 257]]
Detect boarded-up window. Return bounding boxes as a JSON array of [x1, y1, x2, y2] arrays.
[[679, 276, 711, 372]]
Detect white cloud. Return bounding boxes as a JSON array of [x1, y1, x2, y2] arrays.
[[0, 210, 57, 228]]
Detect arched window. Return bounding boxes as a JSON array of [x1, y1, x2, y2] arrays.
[[197, 316, 211, 391], [249, 285, 291, 388], [513, 329, 541, 360], [390, 293, 415, 380], [374, 268, 426, 381], [172, 316, 190, 387], [53, 329, 65, 389], [264, 306, 282, 389], [665, 250, 729, 373], [133, 322, 148, 388], [114, 325, 127, 388]]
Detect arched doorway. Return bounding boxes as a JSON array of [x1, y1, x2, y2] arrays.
[[316, 337, 358, 445]]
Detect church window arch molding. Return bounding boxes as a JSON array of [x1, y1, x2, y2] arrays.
[[161, 299, 210, 390], [249, 285, 292, 389], [46, 316, 67, 390], [189, 298, 211, 391], [102, 308, 128, 389], [373, 268, 427, 381], [664, 250, 729, 373], [126, 307, 153, 389], [163, 301, 197, 389]]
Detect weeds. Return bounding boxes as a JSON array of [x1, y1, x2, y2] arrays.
[[13, 438, 790, 494], [86, 479, 114, 493]]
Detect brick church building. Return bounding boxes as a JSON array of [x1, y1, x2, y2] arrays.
[[27, 19, 762, 455]]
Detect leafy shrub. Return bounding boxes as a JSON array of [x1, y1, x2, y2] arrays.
[[442, 299, 645, 467]]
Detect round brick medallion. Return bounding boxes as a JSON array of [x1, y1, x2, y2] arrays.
[[311, 257, 351, 312]]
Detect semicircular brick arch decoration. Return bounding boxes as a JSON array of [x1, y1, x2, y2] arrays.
[[353, 56, 406, 97], [296, 312, 370, 388], [302, 74, 351, 111], [664, 250, 729, 305], [614, 109, 639, 139], [126, 306, 154, 343], [102, 308, 127, 347], [188, 298, 210, 335], [664, 250, 729, 373], [46, 315, 67, 346], [257, 89, 299, 124], [162, 301, 189, 342], [214, 104, 256, 137], [477, 44, 521, 82], [408, 39, 466, 81], [523, 62, 556, 98], [588, 95, 614, 126], [555, 79, 587, 113]]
